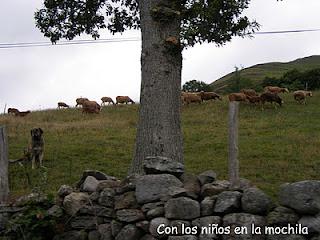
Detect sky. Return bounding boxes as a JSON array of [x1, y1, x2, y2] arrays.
[[1, 0, 320, 111]]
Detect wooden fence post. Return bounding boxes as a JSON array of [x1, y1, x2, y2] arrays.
[[0, 126, 9, 203], [228, 102, 239, 188]]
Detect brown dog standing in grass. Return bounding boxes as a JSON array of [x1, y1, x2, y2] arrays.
[[30, 128, 44, 169]]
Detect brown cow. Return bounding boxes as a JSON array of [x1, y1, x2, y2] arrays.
[[116, 96, 135, 104], [181, 92, 202, 105], [16, 111, 31, 117], [241, 89, 258, 97], [101, 97, 115, 106], [199, 91, 222, 101], [246, 95, 262, 104], [260, 92, 283, 108], [76, 97, 89, 107], [264, 86, 289, 94], [293, 90, 312, 104], [82, 100, 101, 114], [228, 93, 248, 102], [57, 102, 69, 109], [8, 108, 20, 115]]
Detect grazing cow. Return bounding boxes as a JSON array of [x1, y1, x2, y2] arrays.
[[116, 96, 135, 104], [16, 111, 31, 117], [293, 90, 312, 104], [264, 86, 289, 94], [260, 92, 283, 108], [228, 93, 248, 102], [241, 89, 258, 97], [181, 92, 202, 105], [8, 108, 20, 115], [199, 91, 222, 101], [101, 97, 115, 106], [76, 97, 89, 107], [82, 100, 101, 114], [246, 95, 262, 104], [57, 102, 69, 109]]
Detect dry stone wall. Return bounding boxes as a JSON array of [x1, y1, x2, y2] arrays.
[[1, 157, 320, 240]]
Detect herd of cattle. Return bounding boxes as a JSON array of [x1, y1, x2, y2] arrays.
[[181, 86, 313, 108], [6, 86, 313, 116]]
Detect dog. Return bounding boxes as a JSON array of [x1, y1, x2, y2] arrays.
[[30, 128, 44, 169]]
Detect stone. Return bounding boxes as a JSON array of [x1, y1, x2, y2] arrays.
[[136, 220, 150, 232], [82, 176, 99, 192], [77, 170, 117, 188], [201, 180, 230, 197], [79, 205, 114, 218], [114, 191, 138, 210], [149, 217, 171, 238], [241, 187, 274, 215], [116, 209, 145, 222], [99, 188, 115, 207], [267, 206, 299, 226], [142, 202, 164, 212], [63, 192, 89, 215], [14, 193, 47, 206], [111, 220, 123, 237], [143, 156, 184, 177], [299, 215, 320, 233], [115, 224, 143, 240], [98, 223, 113, 240], [279, 180, 320, 214], [180, 173, 201, 199], [135, 174, 183, 204], [89, 192, 100, 202], [97, 180, 122, 191], [192, 216, 221, 239], [214, 191, 241, 214], [71, 216, 103, 230], [222, 213, 266, 240], [141, 234, 157, 240], [147, 206, 165, 219], [165, 197, 200, 220], [170, 220, 191, 235], [57, 185, 73, 198], [200, 197, 216, 216], [266, 235, 306, 240], [47, 205, 63, 218], [88, 230, 101, 240], [168, 236, 198, 240], [198, 170, 217, 186]]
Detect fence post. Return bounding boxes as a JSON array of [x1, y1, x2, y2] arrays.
[[0, 126, 9, 203], [228, 102, 239, 188]]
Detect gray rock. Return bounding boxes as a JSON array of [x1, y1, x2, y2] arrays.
[[143, 156, 184, 177], [170, 220, 191, 235], [53, 230, 87, 240], [147, 206, 165, 219], [57, 185, 73, 198], [192, 216, 221, 239], [14, 192, 47, 206], [88, 230, 101, 240], [222, 213, 266, 240], [168, 236, 198, 240], [63, 192, 89, 215], [89, 192, 100, 202], [77, 170, 117, 188], [241, 187, 274, 215], [47, 205, 63, 218], [200, 197, 216, 216], [141, 234, 157, 240], [114, 191, 139, 210], [267, 206, 299, 226], [142, 202, 164, 212], [116, 209, 145, 222], [299, 215, 320, 233], [198, 170, 217, 186], [136, 220, 150, 232], [71, 216, 103, 230], [266, 235, 306, 240], [165, 197, 200, 220], [99, 188, 115, 207], [79, 205, 114, 218], [97, 179, 122, 191], [98, 223, 113, 240], [214, 191, 242, 214], [82, 176, 99, 192], [180, 173, 201, 199], [201, 180, 230, 197], [115, 224, 143, 240], [279, 180, 320, 214], [135, 174, 183, 204], [149, 217, 170, 238], [111, 220, 123, 237]]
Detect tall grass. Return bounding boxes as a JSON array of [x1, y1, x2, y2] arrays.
[[1, 93, 319, 199]]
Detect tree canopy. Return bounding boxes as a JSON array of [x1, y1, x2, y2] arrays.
[[182, 80, 212, 92]]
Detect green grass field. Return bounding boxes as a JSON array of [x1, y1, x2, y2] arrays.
[[1, 92, 319, 199]]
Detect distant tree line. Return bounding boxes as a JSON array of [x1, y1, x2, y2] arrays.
[[263, 68, 320, 91], [182, 80, 213, 92]]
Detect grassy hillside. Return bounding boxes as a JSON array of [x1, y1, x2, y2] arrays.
[[210, 55, 320, 92], [1, 93, 320, 199]]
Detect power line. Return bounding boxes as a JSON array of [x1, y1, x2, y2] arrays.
[[1, 28, 320, 49]]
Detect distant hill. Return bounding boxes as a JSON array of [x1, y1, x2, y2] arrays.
[[210, 55, 320, 92]]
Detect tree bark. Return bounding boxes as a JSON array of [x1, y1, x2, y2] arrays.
[[129, 0, 183, 174]]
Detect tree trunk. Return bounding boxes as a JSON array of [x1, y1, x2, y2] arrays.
[[129, 0, 183, 175]]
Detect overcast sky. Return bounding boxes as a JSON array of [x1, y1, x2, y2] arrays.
[[1, 0, 320, 111]]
